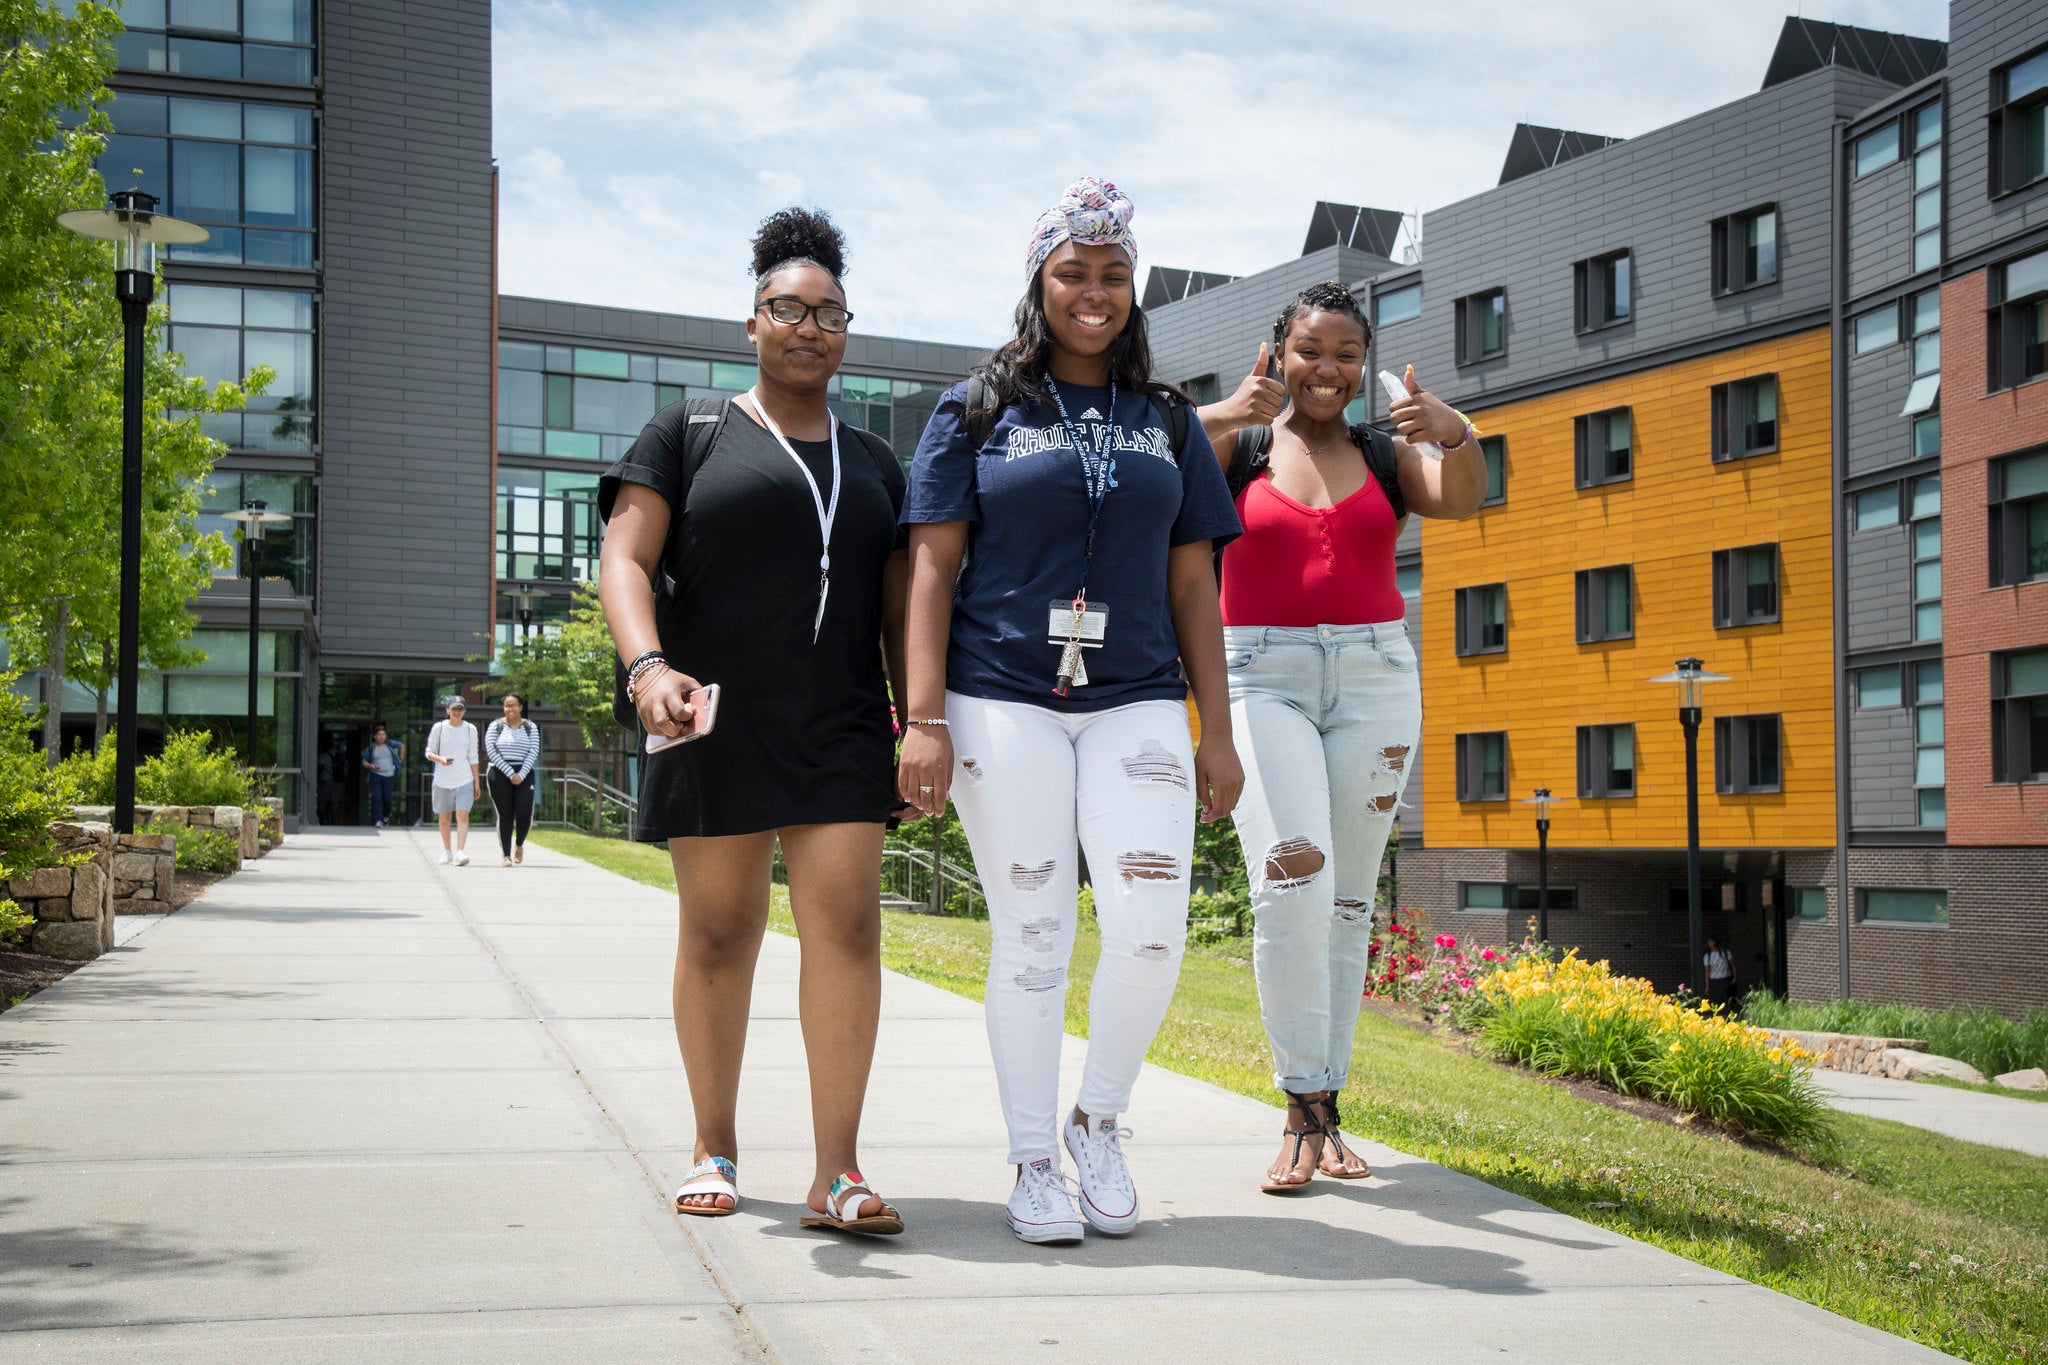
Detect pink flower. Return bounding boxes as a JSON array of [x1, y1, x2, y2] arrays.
[[1457, 978, 1475, 991], [1480, 948, 1500, 962], [1434, 933, 1458, 950], [1437, 1003, 1451, 1013]]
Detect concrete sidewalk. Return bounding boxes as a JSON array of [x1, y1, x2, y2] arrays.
[[1812, 1068, 2048, 1158], [0, 831, 1955, 1363]]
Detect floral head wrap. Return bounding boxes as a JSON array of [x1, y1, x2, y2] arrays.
[[1024, 177, 1137, 281]]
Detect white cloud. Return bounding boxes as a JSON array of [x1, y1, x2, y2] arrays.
[[494, 0, 1950, 347]]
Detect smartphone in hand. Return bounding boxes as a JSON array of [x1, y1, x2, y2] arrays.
[[646, 684, 720, 754]]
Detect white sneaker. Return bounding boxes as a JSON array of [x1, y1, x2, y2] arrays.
[[453, 850, 470, 866], [438, 850, 452, 865], [1064, 1112, 1139, 1235], [1007, 1156, 1085, 1244]]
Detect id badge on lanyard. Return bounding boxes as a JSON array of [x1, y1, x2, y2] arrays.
[[1046, 379, 1116, 696]]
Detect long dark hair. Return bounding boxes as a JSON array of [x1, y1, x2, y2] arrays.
[[968, 273, 1178, 430]]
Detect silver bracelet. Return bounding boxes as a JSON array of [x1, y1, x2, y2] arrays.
[[906, 717, 949, 727]]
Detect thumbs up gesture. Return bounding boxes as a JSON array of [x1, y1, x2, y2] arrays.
[[1387, 364, 1468, 447], [1210, 342, 1287, 431]]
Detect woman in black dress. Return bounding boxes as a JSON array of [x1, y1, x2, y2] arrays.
[[598, 208, 907, 1235]]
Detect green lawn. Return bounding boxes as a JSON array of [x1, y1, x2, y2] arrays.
[[531, 828, 2048, 1364]]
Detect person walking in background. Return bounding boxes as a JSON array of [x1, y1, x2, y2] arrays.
[[425, 698, 480, 865], [485, 693, 541, 866], [361, 722, 403, 828], [1704, 936, 1738, 1009], [1196, 281, 1484, 1193], [897, 177, 1243, 1245], [599, 207, 909, 1236]]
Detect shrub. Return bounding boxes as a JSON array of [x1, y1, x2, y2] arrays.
[[0, 677, 81, 943], [1740, 991, 2048, 1080], [1479, 953, 1833, 1144], [141, 820, 239, 874], [55, 739, 116, 805], [135, 730, 257, 808]]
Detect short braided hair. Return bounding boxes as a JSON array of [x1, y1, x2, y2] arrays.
[[1273, 280, 1371, 350]]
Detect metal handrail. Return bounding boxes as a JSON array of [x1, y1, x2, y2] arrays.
[[881, 839, 985, 918]]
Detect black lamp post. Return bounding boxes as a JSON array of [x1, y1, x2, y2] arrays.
[[1519, 787, 1556, 945], [221, 501, 290, 765], [512, 582, 536, 641], [57, 190, 209, 833], [1651, 657, 1730, 994]]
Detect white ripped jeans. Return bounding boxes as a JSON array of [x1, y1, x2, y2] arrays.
[[1226, 622, 1421, 1095], [946, 692, 1197, 1164]]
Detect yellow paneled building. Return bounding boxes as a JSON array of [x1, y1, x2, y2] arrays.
[[1421, 328, 1837, 850]]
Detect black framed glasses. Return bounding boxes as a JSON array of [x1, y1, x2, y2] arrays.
[[756, 295, 852, 333]]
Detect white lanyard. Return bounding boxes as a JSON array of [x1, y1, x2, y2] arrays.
[[747, 389, 841, 643]]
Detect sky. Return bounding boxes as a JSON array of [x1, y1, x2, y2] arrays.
[[493, 0, 1950, 350]]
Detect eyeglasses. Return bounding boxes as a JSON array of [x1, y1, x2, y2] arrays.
[[756, 295, 852, 333]]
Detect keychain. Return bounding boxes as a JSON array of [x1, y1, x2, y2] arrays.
[[1054, 595, 1088, 696]]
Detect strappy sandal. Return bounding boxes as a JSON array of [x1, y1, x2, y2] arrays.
[[1261, 1092, 1324, 1194], [1313, 1093, 1372, 1179], [674, 1155, 739, 1217], [799, 1170, 904, 1235]]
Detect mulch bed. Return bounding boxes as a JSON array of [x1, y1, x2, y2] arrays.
[[2, 867, 227, 1014]]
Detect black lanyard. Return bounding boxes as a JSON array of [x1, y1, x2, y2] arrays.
[[1045, 377, 1117, 601]]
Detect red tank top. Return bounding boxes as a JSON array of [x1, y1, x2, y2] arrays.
[[1219, 473, 1406, 627]]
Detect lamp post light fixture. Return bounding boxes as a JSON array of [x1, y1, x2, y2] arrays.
[[220, 501, 291, 767], [1518, 787, 1557, 946], [57, 189, 209, 834], [512, 582, 536, 641], [1649, 657, 1731, 994]]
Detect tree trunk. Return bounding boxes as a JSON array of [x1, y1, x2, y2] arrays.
[[93, 642, 111, 746], [43, 597, 68, 766]]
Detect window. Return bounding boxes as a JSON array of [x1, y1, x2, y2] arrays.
[[1577, 724, 1636, 798], [1479, 435, 1505, 506], [1711, 375, 1779, 460], [1574, 565, 1633, 642], [1992, 647, 2048, 782], [1854, 484, 1900, 530], [111, 0, 315, 84], [1862, 889, 1949, 925], [1456, 289, 1506, 364], [1455, 732, 1508, 802], [1915, 660, 1945, 828], [1461, 883, 1577, 910], [197, 472, 314, 597], [1454, 584, 1507, 656], [1712, 544, 1780, 627], [165, 282, 314, 452], [1909, 100, 1943, 273], [1715, 714, 1783, 794], [1574, 408, 1633, 488], [1792, 887, 1829, 919], [1376, 283, 1422, 326], [1853, 120, 1900, 176], [1903, 285, 1942, 424], [1991, 449, 2048, 585], [1184, 374, 1219, 405], [1852, 306, 1899, 354], [1395, 563, 1421, 596], [497, 469, 602, 586], [1991, 46, 2048, 195], [88, 91, 315, 268], [1911, 476, 1940, 642], [1575, 251, 1631, 331], [1989, 247, 2048, 390], [1712, 205, 1777, 294], [1856, 664, 1903, 708]]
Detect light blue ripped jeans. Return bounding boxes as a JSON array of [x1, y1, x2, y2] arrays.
[[1225, 622, 1421, 1095]]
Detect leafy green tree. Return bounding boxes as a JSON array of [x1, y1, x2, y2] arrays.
[[492, 581, 630, 778], [0, 0, 265, 747]]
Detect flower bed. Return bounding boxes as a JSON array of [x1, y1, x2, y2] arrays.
[[1367, 914, 1831, 1144]]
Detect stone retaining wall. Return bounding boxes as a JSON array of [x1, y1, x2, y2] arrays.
[[1773, 1029, 1928, 1076], [74, 804, 248, 867], [6, 821, 116, 960], [110, 832, 178, 916]]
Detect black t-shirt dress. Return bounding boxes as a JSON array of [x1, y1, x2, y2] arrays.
[[599, 400, 906, 840]]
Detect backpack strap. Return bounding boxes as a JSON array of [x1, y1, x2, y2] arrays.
[[1227, 425, 1274, 499], [1147, 390, 1190, 458], [1352, 422, 1407, 521], [964, 375, 998, 449]]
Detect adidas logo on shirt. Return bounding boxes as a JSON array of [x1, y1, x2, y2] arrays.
[[1081, 408, 1104, 420]]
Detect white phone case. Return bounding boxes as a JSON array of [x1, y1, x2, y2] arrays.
[[1379, 369, 1445, 461]]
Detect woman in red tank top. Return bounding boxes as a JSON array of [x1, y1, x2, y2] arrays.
[[1195, 282, 1487, 1193]]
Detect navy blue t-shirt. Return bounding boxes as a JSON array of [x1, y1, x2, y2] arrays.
[[902, 379, 1240, 712]]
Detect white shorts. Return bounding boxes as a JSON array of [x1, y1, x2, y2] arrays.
[[432, 783, 474, 814]]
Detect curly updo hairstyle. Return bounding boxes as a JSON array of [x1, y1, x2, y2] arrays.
[[1273, 280, 1371, 351], [750, 206, 847, 295]]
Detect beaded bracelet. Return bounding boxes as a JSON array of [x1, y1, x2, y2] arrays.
[[1441, 420, 1476, 452], [905, 717, 950, 728]]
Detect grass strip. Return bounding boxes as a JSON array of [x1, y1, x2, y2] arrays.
[[531, 828, 2048, 1363]]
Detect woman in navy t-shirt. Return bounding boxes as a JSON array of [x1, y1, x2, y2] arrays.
[[898, 178, 1242, 1246]]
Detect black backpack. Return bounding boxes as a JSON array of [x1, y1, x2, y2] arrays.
[[606, 397, 901, 728], [962, 374, 1190, 456]]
